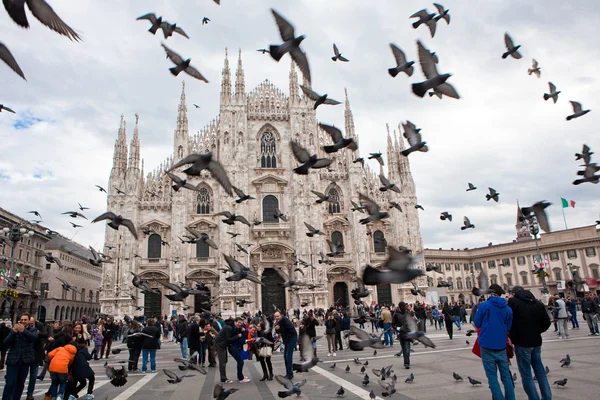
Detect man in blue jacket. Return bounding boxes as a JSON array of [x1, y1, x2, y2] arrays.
[[473, 284, 515, 400], [275, 311, 297, 379]]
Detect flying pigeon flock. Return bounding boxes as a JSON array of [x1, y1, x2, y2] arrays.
[[0, 1, 596, 399]]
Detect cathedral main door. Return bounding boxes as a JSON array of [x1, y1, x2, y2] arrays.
[[377, 283, 392, 305], [144, 292, 162, 318], [261, 268, 286, 315], [333, 282, 349, 308]]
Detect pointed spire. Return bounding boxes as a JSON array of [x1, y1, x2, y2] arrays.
[[221, 47, 231, 102], [344, 88, 355, 138], [177, 81, 188, 133], [289, 59, 299, 103], [128, 113, 141, 172], [235, 48, 245, 97]]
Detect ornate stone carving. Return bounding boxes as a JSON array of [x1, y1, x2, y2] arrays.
[[263, 247, 283, 260]]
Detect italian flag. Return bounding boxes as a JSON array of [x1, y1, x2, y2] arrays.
[[561, 198, 575, 208]]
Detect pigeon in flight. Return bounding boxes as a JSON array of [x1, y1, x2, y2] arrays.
[[0, 43, 26, 80], [331, 43, 349, 62], [528, 59, 541, 77], [202, 17, 210, 25], [401, 120, 428, 156], [161, 44, 208, 82], [543, 82, 560, 103], [461, 216, 475, 230], [358, 193, 389, 224], [389, 202, 402, 212], [433, 3, 450, 24], [440, 212, 452, 221], [410, 8, 437, 38], [486, 187, 500, 202], [412, 41, 459, 99], [379, 175, 401, 193], [502, 33, 522, 59], [168, 152, 232, 195], [213, 384, 238, 400], [401, 311, 435, 348], [95, 185, 107, 193], [276, 375, 307, 398], [157, 280, 199, 302], [291, 334, 319, 372], [256, 48, 269, 54], [319, 123, 358, 153], [62, 211, 87, 219], [573, 163, 600, 185], [163, 369, 195, 384], [388, 43, 414, 77], [347, 325, 385, 351], [269, 9, 311, 84], [289, 141, 333, 174], [77, 203, 89, 211], [0, 104, 15, 113], [369, 152, 384, 166], [160, 22, 189, 39], [69, 221, 82, 228], [353, 157, 364, 167], [223, 254, 263, 285], [3, 0, 82, 41], [193, 104, 200, 109], [232, 186, 255, 203], [575, 144, 593, 165], [466, 182, 477, 191], [566, 101, 591, 121], [28, 210, 42, 219], [136, 13, 163, 35], [214, 211, 251, 226], [380, 375, 398, 396], [274, 208, 287, 222], [92, 212, 138, 239], [165, 171, 201, 192], [300, 85, 341, 109], [415, 204, 424, 211], [362, 246, 424, 285], [520, 201, 552, 233], [304, 222, 325, 237], [472, 271, 498, 296]]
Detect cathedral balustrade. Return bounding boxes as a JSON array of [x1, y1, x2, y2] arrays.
[[139, 258, 168, 268], [251, 222, 291, 239], [369, 252, 388, 262], [188, 257, 218, 266]]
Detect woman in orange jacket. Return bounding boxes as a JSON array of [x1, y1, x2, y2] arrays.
[[46, 338, 77, 400]]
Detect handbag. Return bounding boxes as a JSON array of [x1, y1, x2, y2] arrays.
[[259, 346, 273, 357]]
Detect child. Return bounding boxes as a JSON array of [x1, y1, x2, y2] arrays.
[[65, 336, 95, 400], [90, 324, 103, 360], [47, 337, 77, 400]]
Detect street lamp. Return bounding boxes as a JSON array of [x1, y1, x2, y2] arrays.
[[1, 224, 35, 288], [527, 216, 549, 296], [566, 263, 580, 298]]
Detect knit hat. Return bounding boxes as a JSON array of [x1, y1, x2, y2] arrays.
[[489, 283, 506, 295]]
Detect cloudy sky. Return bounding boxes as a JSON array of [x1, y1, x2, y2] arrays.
[[0, 0, 597, 251]]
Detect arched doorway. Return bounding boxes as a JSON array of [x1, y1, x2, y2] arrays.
[[38, 306, 47, 322], [261, 268, 286, 315], [144, 292, 162, 318], [187, 269, 219, 314], [377, 283, 392, 306], [333, 282, 349, 308]]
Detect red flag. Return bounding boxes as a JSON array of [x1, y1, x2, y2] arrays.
[[570, 200, 576, 208]]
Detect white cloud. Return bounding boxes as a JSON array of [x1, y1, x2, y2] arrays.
[[0, 0, 597, 250]]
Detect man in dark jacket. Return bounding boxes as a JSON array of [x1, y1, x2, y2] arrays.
[[581, 292, 599, 335], [508, 286, 552, 400], [176, 315, 189, 360], [473, 284, 514, 400], [2, 313, 38, 400], [140, 318, 160, 373], [215, 317, 249, 383], [101, 318, 118, 359], [332, 310, 343, 351], [392, 302, 412, 369], [25, 318, 47, 400], [275, 311, 297, 379], [187, 317, 201, 364]]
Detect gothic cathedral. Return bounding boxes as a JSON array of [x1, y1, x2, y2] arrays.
[[99, 49, 426, 319]]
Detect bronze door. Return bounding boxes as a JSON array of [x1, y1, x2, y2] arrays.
[[144, 291, 162, 318], [377, 283, 392, 305], [333, 282, 349, 308], [261, 268, 286, 315]]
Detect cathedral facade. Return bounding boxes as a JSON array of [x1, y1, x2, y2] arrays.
[[99, 49, 426, 319]]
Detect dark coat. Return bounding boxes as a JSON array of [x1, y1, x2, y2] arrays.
[[276, 316, 297, 342], [176, 320, 189, 341], [4, 326, 38, 365], [188, 321, 201, 349], [302, 317, 319, 338], [214, 324, 239, 350], [72, 345, 94, 380], [47, 330, 68, 352], [0, 325, 10, 352], [103, 322, 118, 339], [324, 318, 337, 335], [33, 321, 48, 362], [126, 329, 143, 350], [508, 289, 551, 347], [140, 326, 160, 350], [333, 314, 342, 333]]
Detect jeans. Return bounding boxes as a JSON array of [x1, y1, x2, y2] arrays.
[[283, 337, 296, 379], [26, 362, 39, 396], [199, 341, 207, 364], [570, 312, 579, 329], [514, 345, 552, 400], [584, 313, 599, 334], [383, 323, 393, 346], [480, 347, 516, 400], [453, 316, 461, 329], [180, 337, 188, 359], [400, 339, 411, 366], [2, 362, 30, 400], [128, 347, 141, 371], [141, 349, 156, 372], [48, 372, 68, 397], [228, 345, 244, 381]]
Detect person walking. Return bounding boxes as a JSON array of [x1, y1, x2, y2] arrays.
[[554, 296, 569, 339], [508, 286, 552, 400], [274, 311, 297, 380], [176, 315, 189, 360], [214, 317, 250, 383], [64, 335, 95, 400], [47, 336, 77, 400], [431, 306, 440, 330], [581, 292, 599, 336], [140, 318, 160, 373], [473, 284, 515, 400], [100, 318, 117, 359], [332, 310, 343, 351], [452, 302, 462, 330], [566, 297, 579, 330], [324, 313, 337, 357], [126, 321, 143, 372], [2, 313, 38, 400], [392, 302, 412, 369], [381, 306, 393, 347], [442, 302, 454, 339], [188, 316, 201, 364]]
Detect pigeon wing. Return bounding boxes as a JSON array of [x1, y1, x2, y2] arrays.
[[390, 43, 408, 65], [234, 215, 251, 226], [536, 208, 551, 233], [121, 218, 139, 240], [232, 186, 246, 198], [319, 124, 344, 143], [548, 82, 556, 93], [299, 334, 314, 362], [349, 325, 372, 340], [379, 174, 391, 186], [274, 268, 290, 282], [410, 9, 429, 18], [0, 42, 26, 80], [271, 9, 295, 41], [290, 47, 311, 84], [358, 193, 380, 215], [304, 222, 316, 232], [26, 0, 82, 41], [165, 171, 184, 185], [275, 374, 294, 389], [504, 33, 514, 49], [158, 281, 182, 293], [169, 153, 202, 171], [161, 43, 184, 65], [184, 65, 209, 83], [416, 40, 438, 79], [136, 13, 157, 23], [323, 98, 342, 105], [163, 369, 178, 380], [91, 212, 117, 223], [206, 160, 233, 195], [312, 158, 333, 168], [174, 26, 189, 38], [299, 84, 320, 101], [478, 271, 489, 289], [570, 101, 582, 113], [333, 43, 340, 56], [436, 83, 460, 99], [89, 246, 99, 260], [290, 141, 311, 163], [223, 254, 244, 272]]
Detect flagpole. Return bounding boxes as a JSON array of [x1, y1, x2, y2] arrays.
[[561, 202, 568, 230]]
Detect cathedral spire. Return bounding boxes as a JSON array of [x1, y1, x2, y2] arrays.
[[110, 114, 128, 183], [177, 81, 188, 131], [235, 48, 245, 98], [174, 82, 189, 160], [344, 88, 355, 138], [289, 59, 299, 104], [128, 113, 141, 173], [220, 47, 231, 103]]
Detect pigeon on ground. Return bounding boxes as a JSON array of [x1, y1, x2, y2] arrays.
[[160, 22, 189, 39], [213, 384, 238, 400], [300, 85, 341, 109], [466, 182, 477, 191], [575, 144, 593, 165], [168, 152, 232, 195], [560, 354, 570, 367], [290, 141, 333, 174], [369, 390, 375, 399], [360, 365, 366, 373], [453, 372, 463, 381], [330, 363, 336, 370], [468, 376, 481, 386], [276, 375, 307, 398], [440, 212, 452, 221], [566, 101, 591, 121], [543, 82, 560, 103], [104, 362, 127, 387], [136, 13, 163, 34], [161, 43, 208, 82], [388, 43, 414, 77], [486, 187, 500, 202], [332, 43, 349, 62], [345, 364, 350, 372], [461, 216, 475, 230], [336, 386, 345, 396], [269, 9, 311, 84], [3, 0, 81, 41], [163, 369, 194, 384], [412, 40, 459, 99], [320, 123, 358, 153], [433, 3, 450, 24], [0, 42, 26, 80], [465, 329, 476, 336], [554, 378, 567, 387], [405, 373, 414, 383], [0, 104, 15, 113], [92, 212, 138, 239], [528, 59, 541, 77], [502, 33, 522, 59], [358, 193, 389, 224], [362, 246, 424, 285], [362, 374, 370, 385], [520, 201, 552, 233], [410, 8, 437, 37], [380, 375, 397, 396]]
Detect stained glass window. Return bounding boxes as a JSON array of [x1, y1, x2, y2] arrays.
[[260, 132, 277, 168]]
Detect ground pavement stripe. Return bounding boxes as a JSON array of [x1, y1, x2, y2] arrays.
[[311, 365, 412, 400], [31, 379, 111, 397], [198, 363, 217, 400], [248, 360, 276, 400], [112, 372, 157, 400]]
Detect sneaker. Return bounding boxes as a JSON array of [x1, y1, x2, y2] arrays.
[[589, 333, 595, 336], [56, 396, 63, 400], [327, 353, 331, 357], [595, 333, 599, 336], [134, 369, 140, 372], [86, 395, 95, 400], [240, 378, 251, 383], [222, 379, 233, 384], [151, 370, 157, 373], [68, 396, 77, 400], [333, 352, 337, 357], [405, 365, 410, 369]]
